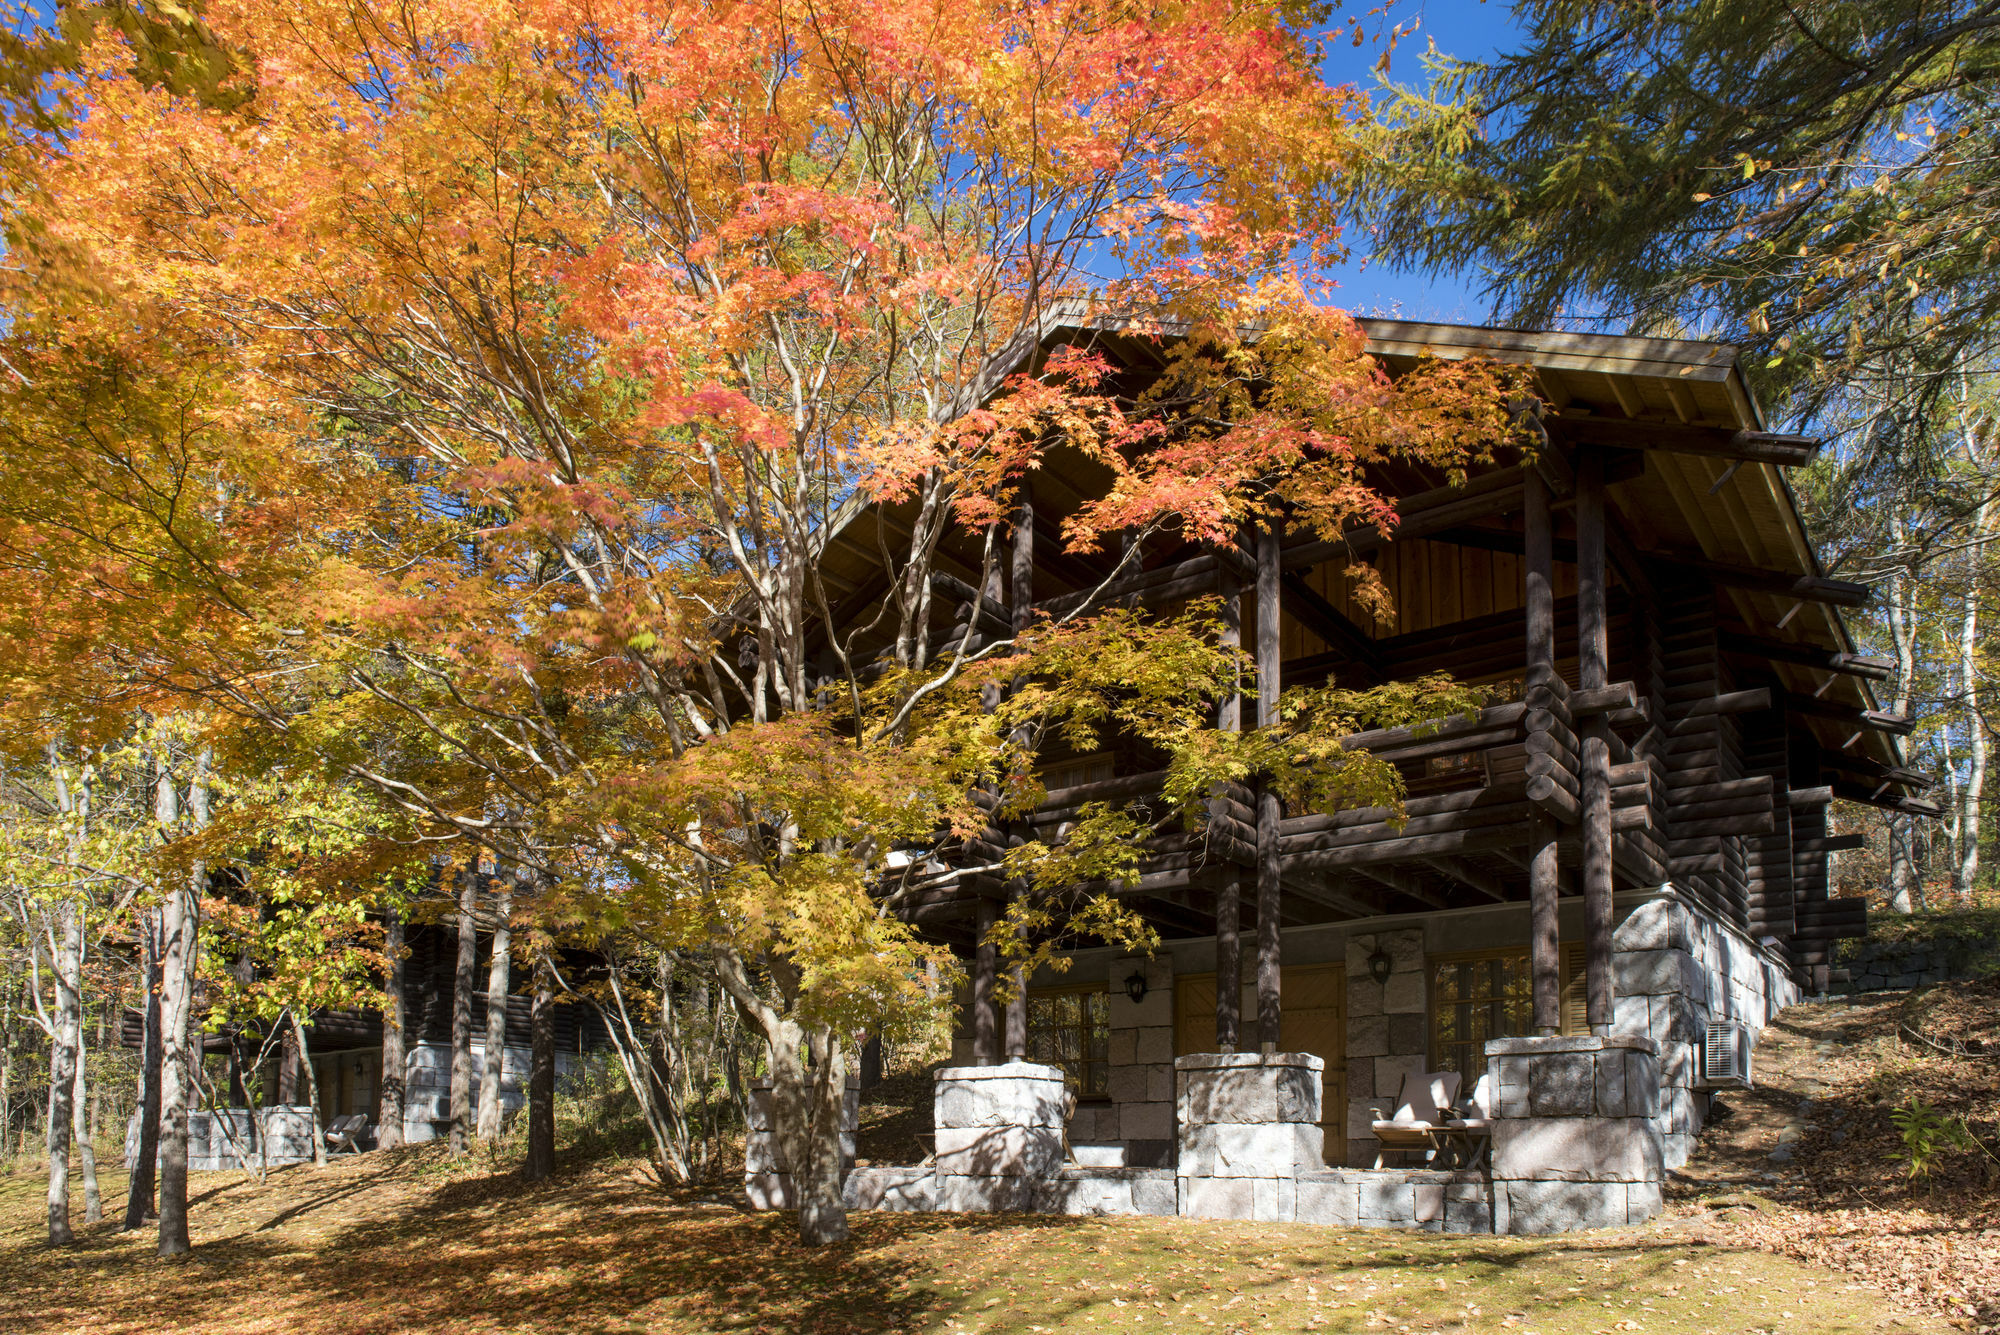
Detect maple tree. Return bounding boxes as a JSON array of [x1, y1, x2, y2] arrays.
[[0, 0, 1528, 1244]]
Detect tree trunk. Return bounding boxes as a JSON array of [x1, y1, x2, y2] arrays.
[[0, 983, 14, 1177], [449, 872, 478, 1155], [1887, 548, 1921, 912], [712, 947, 849, 1246], [156, 875, 198, 1256], [73, 1004, 100, 1225], [278, 1025, 300, 1103], [376, 904, 406, 1152], [45, 904, 83, 1247], [294, 1012, 327, 1167], [524, 955, 556, 1183], [476, 881, 513, 1142], [157, 748, 207, 1259], [1960, 497, 1992, 899], [124, 909, 163, 1231]]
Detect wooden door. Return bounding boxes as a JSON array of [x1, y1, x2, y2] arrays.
[[1175, 964, 1346, 1165]]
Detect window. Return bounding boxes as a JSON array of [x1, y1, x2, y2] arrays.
[[1028, 986, 1110, 1099], [1429, 945, 1586, 1082]]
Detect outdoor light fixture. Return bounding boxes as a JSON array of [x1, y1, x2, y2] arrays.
[[1124, 969, 1150, 1004], [1367, 945, 1394, 986]]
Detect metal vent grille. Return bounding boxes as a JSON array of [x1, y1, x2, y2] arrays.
[[1699, 1022, 1753, 1088]]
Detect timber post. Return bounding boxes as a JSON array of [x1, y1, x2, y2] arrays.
[[1004, 493, 1035, 1060], [1216, 565, 1243, 1053], [973, 898, 999, 1064], [1254, 519, 1283, 1052], [1577, 451, 1615, 1035], [1524, 465, 1562, 1035]]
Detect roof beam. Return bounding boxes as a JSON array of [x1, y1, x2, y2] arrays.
[[1782, 691, 1914, 737], [1718, 631, 1895, 682], [1655, 554, 1869, 608], [1549, 418, 1820, 467]]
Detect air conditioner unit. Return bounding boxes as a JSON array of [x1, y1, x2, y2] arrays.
[[1698, 1022, 1754, 1089]]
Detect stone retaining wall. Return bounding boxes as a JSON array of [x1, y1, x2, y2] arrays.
[[124, 1105, 318, 1172], [1834, 930, 1999, 993], [1613, 896, 1799, 1168]]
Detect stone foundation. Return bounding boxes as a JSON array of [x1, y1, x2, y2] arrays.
[[1296, 1168, 1496, 1233], [124, 1105, 319, 1172], [1486, 1033, 1663, 1233], [1176, 1051, 1325, 1222], [743, 1077, 860, 1209], [932, 1061, 1067, 1211], [1614, 895, 1799, 1167]]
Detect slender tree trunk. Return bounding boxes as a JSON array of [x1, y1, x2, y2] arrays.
[[376, 904, 406, 1151], [524, 955, 555, 1182], [157, 749, 208, 1259], [0, 985, 14, 1173], [476, 882, 513, 1142], [124, 909, 163, 1230], [1960, 500, 1992, 899], [156, 873, 198, 1256], [293, 1012, 327, 1166], [45, 906, 83, 1247], [1887, 549, 1921, 912], [73, 1004, 100, 1225], [449, 873, 478, 1155]]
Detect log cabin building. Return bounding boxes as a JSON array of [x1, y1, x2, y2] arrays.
[[792, 315, 1930, 1230]]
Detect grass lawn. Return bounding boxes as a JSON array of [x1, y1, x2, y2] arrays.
[[0, 1152, 1937, 1335]]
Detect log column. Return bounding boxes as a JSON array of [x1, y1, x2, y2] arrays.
[[1254, 521, 1283, 1053], [1216, 567, 1243, 1054], [1525, 467, 1562, 1036], [973, 897, 1000, 1064], [1004, 496, 1034, 1060], [1576, 452, 1615, 1035]]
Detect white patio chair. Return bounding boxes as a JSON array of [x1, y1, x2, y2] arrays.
[[1369, 1070, 1462, 1169]]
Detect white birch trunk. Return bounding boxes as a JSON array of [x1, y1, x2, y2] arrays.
[[1887, 541, 1921, 912], [44, 906, 82, 1247], [476, 882, 513, 1142], [72, 1004, 99, 1224]]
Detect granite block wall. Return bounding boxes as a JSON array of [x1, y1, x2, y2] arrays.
[[1612, 896, 1799, 1168], [1104, 956, 1175, 1166], [1344, 928, 1427, 1166]]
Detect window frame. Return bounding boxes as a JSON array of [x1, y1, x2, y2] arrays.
[[1426, 944, 1587, 1082], [1026, 981, 1112, 1102]]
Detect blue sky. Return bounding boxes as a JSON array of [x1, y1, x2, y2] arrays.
[[1317, 0, 1525, 323]]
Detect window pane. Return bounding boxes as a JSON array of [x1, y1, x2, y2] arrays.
[[1029, 989, 1109, 1098], [1429, 952, 1537, 1084]]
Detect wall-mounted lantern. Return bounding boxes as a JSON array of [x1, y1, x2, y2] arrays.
[[1124, 969, 1150, 1004], [1367, 944, 1394, 986]]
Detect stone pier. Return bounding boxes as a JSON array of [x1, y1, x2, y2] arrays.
[[932, 1061, 1068, 1211], [744, 1077, 860, 1209], [1487, 1033, 1664, 1232], [1175, 1052, 1325, 1221]]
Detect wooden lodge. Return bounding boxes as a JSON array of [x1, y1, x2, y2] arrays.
[[805, 316, 1923, 1197]]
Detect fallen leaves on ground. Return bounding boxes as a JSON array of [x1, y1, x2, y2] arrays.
[[1664, 982, 2000, 1335], [4, 1147, 1935, 1335]]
